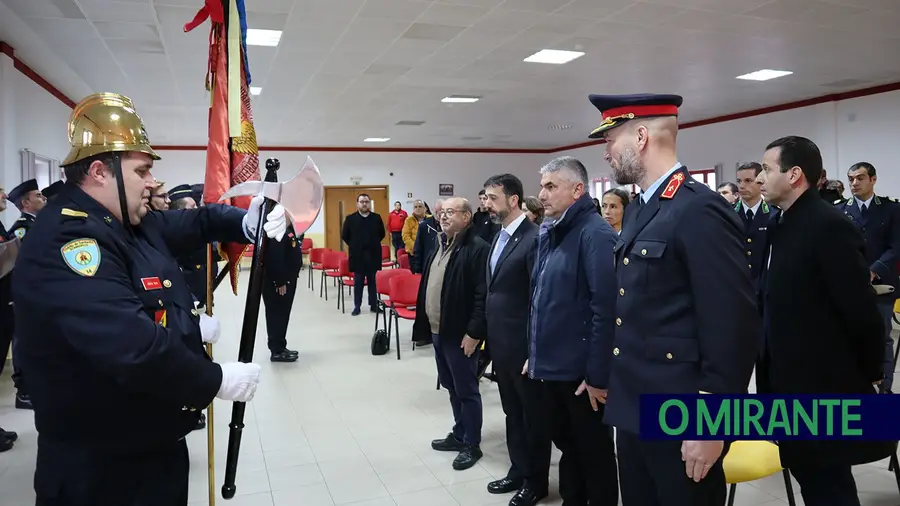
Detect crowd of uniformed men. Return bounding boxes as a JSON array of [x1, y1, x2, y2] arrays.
[[0, 89, 896, 506]]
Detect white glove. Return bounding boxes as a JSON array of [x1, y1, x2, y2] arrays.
[[199, 313, 221, 344], [243, 195, 288, 241], [216, 362, 261, 402]]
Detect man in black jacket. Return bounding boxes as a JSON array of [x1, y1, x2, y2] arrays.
[[759, 136, 892, 505], [413, 197, 490, 471], [341, 193, 386, 315], [472, 189, 500, 243], [482, 174, 546, 506], [262, 221, 302, 362]]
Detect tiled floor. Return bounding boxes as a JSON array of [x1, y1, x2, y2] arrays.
[[1, 269, 899, 505]]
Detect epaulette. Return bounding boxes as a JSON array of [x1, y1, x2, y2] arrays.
[[60, 208, 88, 219], [833, 199, 843, 205], [15, 217, 26, 221]]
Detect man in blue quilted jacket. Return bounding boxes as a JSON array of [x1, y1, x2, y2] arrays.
[[528, 156, 619, 506]]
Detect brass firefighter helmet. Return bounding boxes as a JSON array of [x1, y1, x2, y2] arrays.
[[62, 92, 160, 166]]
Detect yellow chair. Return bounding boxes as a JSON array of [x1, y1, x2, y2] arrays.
[[722, 441, 796, 506]]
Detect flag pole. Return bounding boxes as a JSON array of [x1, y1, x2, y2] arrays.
[[206, 243, 216, 506]]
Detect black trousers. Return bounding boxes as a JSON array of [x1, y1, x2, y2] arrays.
[[542, 379, 618, 506], [616, 429, 726, 506], [262, 279, 297, 352], [390, 231, 404, 256], [495, 364, 552, 491], [433, 333, 483, 446], [790, 464, 860, 506], [35, 437, 190, 506], [353, 271, 377, 310]]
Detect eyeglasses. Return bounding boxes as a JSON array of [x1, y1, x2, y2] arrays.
[[438, 208, 466, 217]]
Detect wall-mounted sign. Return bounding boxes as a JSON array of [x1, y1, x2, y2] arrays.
[[438, 184, 454, 196]]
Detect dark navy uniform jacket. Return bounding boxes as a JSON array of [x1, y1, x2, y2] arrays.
[[605, 166, 761, 434], [265, 222, 304, 287], [834, 195, 900, 299], [734, 199, 778, 283], [7, 212, 35, 241], [177, 246, 210, 304], [12, 184, 250, 451]]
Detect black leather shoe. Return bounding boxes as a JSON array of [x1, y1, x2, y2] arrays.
[[282, 348, 299, 357], [488, 477, 522, 494], [15, 394, 32, 410], [452, 445, 483, 470], [271, 350, 298, 362], [431, 433, 466, 452], [0, 427, 17, 442], [509, 486, 548, 506], [0, 437, 12, 452]]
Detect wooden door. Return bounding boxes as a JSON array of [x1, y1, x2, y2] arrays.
[[324, 186, 390, 252]]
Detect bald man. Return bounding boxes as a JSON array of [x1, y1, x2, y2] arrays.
[[590, 94, 759, 506]]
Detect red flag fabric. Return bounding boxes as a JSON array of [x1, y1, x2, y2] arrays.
[[191, 5, 260, 295]]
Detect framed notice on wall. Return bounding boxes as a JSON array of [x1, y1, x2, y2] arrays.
[[438, 183, 454, 196]]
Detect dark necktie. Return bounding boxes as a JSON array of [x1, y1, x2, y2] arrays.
[[746, 209, 754, 222], [861, 204, 869, 218]]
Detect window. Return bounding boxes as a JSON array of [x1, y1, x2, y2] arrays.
[[21, 149, 62, 190], [593, 177, 639, 199], [690, 169, 716, 190]]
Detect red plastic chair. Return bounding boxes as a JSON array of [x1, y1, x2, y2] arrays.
[[335, 257, 357, 313], [381, 244, 393, 268], [319, 251, 342, 300], [388, 273, 421, 360], [301, 237, 313, 256], [374, 268, 411, 335], [397, 252, 410, 270], [307, 248, 328, 290]]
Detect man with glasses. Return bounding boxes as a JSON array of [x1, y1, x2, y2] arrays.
[[341, 193, 386, 316], [414, 197, 490, 471], [148, 179, 170, 211]]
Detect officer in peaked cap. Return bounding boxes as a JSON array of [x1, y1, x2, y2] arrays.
[[42, 181, 66, 201], [589, 94, 760, 506], [191, 183, 204, 206], [6, 178, 46, 242], [11, 92, 289, 504], [168, 184, 195, 206]]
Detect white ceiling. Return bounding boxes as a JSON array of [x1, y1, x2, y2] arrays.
[[3, 0, 900, 149]]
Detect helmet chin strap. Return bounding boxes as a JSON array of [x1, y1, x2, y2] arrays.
[[110, 153, 133, 236]]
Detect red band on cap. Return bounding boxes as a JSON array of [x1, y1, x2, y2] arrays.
[[601, 105, 679, 121]]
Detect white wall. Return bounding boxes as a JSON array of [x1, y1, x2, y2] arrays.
[[151, 150, 545, 238], [0, 59, 71, 226], [561, 90, 900, 197]]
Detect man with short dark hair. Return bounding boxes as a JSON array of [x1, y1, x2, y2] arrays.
[[734, 162, 778, 283], [715, 182, 738, 204], [341, 193, 386, 316], [760, 136, 892, 505], [530, 155, 619, 506], [834, 162, 900, 392], [482, 174, 545, 506], [473, 188, 500, 243], [415, 196, 490, 472]]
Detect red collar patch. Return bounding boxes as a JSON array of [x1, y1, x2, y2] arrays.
[[660, 172, 686, 199]]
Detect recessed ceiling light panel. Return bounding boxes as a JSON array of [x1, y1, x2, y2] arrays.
[[524, 49, 585, 64], [250, 87, 262, 95], [441, 95, 481, 103], [364, 137, 390, 142], [246, 29, 282, 47], [736, 69, 793, 81]]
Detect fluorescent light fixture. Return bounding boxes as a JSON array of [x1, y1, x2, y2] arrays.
[[524, 49, 585, 64], [441, 95, 481, 103], [736, 69, 793, 81], [249, 87, 262, 96], [246, 29, 282, 47], [364, 137, 390, 142]]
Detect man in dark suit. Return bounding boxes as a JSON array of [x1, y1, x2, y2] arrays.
[[834, 162, 900, 393], [482, 174, 545, 506], [733, 162, 778, 284], [590, 94, 760, 506], [341, 193, 386, 316], [759, 138, 892, 505]]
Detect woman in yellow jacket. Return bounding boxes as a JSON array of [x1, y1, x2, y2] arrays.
[[402, 200, 429, 253]]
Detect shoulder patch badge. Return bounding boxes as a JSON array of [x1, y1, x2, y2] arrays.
[[60, 238, 101, 277], [13, 228, 25, 240]]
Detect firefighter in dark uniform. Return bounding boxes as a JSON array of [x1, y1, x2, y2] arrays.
[[834, 161, 900, 393], [588, 94, 760, 506], [733, 162, 778, 284], [0, 187, 18, 449], [6, 178, 46, 410], [169, 184, 208, 306], [262, 218, 302, 362], [42, 181, 66, 201], [12, 92, 276, 505]]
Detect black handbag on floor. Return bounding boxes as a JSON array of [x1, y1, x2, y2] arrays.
[[371, 329, 389, 355]]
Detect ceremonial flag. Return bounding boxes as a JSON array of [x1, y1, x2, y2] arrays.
[[185, 0, 260, 295]]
